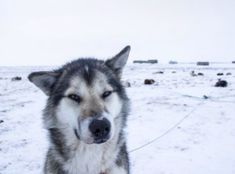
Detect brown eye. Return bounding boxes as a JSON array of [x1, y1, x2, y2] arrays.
[[68, 94, 81, 103], [102, 91, 112, 99]]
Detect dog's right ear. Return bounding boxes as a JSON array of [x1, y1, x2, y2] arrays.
[[28, 71, 60, 96]]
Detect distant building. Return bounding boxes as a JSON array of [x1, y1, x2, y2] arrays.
[[147, 59, 158, 64], [133, 60, 148, 63], [133, 59, 158, 64], [197, 62, 209, 66], [169, 61, 178, 64]]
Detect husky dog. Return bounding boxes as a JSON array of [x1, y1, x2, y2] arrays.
[[28, 46, 131, 174]]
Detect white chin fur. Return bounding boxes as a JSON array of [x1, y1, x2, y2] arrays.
[[78, 118, 93, 143], [82, 137, 95, 144]]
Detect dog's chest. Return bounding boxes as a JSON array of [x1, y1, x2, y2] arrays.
[[63, 143, 117, 174]]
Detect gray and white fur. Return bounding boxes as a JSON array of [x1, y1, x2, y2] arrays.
[[28, 46, 131, 174]]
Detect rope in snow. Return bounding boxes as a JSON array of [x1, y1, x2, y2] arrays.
[[129, 99, 206, 153], [175, 93, 235, 103], [129, 93, 235, 153]]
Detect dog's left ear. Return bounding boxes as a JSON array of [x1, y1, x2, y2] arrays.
[[105, 45, 131, 78]]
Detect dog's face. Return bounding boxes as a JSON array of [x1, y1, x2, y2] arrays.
[[56, 69, 123, 144], [28, 46, 130, 144]]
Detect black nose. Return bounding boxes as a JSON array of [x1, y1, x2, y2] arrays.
[[89, 118, 111, 142]]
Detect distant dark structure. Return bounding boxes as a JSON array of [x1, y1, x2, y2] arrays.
[[169, 61, 178, 64], [197, 62, 209, 66], [144, 79, 155, 85], [215, 79, 228, 87], [190, 71, 197, 77], [197, 72, 204, 76], [133, 59, 158, 64], [11, 76, 22, 81], [217, 73, 224, 76], [232, 61, 235, 64]]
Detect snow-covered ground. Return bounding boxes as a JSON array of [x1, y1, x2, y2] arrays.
[[0, 64, 235, 174]]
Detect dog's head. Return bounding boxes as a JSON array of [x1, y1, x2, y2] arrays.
[[28, 46, 130, 144]]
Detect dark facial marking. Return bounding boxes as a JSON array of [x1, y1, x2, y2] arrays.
[[81, 65, 95, 85], [74, 129, 80, 140]]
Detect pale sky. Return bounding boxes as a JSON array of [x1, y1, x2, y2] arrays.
[[0, 0, 235, 66]]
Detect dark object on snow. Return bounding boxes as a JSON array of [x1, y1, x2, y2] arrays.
[[144, 79, 155, 85], [11, 76, 22, 81], [0, 120, 3, 124], [232, 61, 235, 64], [190, 71, 197, 77], [197, 72, 204, 76], [153, 71, 164, 74], [197, 62, 209, 66], [226, 72, 232, 76], [203, 95, 209, 99], [217, 73, 224, 76], [215, 79, 228, 87], [172, 71, 176, 73]]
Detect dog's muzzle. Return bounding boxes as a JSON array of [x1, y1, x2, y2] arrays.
[[89, 118, 111, 144]]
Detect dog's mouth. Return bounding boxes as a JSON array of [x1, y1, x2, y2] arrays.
[[74, 129, 110, 144], [93, 139, 108, 144], [93, 136, 110, 144]]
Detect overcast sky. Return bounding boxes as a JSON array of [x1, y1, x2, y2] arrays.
[[0, 0, 235, 66]]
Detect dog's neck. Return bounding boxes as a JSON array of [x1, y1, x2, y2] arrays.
[[53, 126, 121, 174]]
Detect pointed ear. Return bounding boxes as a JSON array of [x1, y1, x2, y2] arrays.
[[28, 71, 60, 96], [105, 45, 131, 78]]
